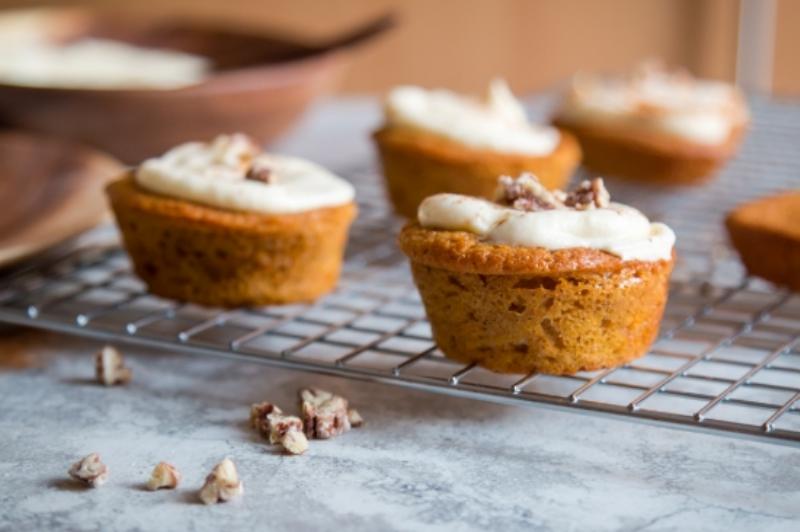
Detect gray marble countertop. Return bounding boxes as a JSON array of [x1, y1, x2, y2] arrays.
[[1, 99, 799, 532]]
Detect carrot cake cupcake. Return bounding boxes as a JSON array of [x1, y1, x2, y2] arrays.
[[398, 173, 676, 375], [106, 133, 356, 307], [726, 192, 800, 291], [553, 61, 749, 185], [374, 80, 581, 218]]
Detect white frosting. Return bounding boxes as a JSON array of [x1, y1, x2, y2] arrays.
[[418, 194, 675, 262], [136, 134, 355, 214], [559, 66, 748, 145], [0, 37, 209, 89], [385, 80, 560, 156]]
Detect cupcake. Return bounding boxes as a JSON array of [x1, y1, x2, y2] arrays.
[[726, 192, 800, 291], [398, 174, 675, 375], [374, 79, 581, 218], [106, 134, 357, 307], [553, 61, 749, 185]]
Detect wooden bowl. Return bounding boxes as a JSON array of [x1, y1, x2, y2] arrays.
[[0, 9, 393, 163], [0, 130, 123, 268]]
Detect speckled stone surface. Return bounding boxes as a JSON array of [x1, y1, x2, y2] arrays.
[[1, 331, 799, 532], [1, 99, 799, 531]]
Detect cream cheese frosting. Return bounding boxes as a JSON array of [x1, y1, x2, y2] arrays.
[[0, 37, 210, 89], [558, 62, 748, 146], [0, 10, 210, 91], [418, 191, 675, 262], [385, 79, 560, 156], [135, 134, 355, 214]]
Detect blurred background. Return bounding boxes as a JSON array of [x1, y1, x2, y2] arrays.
[[0, 0, 797, 96]]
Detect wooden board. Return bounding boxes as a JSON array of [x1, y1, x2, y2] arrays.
[[0, 131, 124, 268]]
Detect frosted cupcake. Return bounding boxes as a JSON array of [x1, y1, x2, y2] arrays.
[[106, 134, 356, 307], [374, 80, 581, 217], [398, 174, 675, 374], [553, 61, 749, 184]]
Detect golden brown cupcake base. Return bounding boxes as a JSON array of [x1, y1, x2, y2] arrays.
[[399, 223, 673, 375], [106, 176, 356, 307], [726, 192, 800, 291], [374, 126, 581, 218], [552, 118, 745, 185]]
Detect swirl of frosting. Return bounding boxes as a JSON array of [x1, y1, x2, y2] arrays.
[[135, 134, 355, 214], [384, 79, 560, 156], [418, 189, 675, 262], [558, 62, 748, 145]]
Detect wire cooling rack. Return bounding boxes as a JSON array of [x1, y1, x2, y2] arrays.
[[1, 97, 799, 445]]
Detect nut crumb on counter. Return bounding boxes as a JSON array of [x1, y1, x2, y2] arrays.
[[95, 345, 132, 386], [250, 388, 364, 453], [249, 401, 282, 437], [250, 401, 308, 455], [199, 458, 243, 505], [300, 388, 361, 440], [347, 408, 365, 428], [147, 462, 181, 491], [68, 453, 109, 487]]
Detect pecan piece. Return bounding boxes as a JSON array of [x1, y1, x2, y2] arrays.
[[199, 458, 243, 505], [68, 453, 108, 487], [279, 429, 309, 455], [249, 402, 308, 455], [299, 388, 351, 440], [245, 163, 274, 184], [347, 408, 364, 428], [496, 174, 565, 211], [147, 462, 181, 490], [266, 412, 304, 446], [95, 345, 132, 386], [563, 178, 610, 210], [249, 402, 281, 437]]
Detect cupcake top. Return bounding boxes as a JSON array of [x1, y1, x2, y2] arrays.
[[557, 61, 749, 145], [418, 174, 675, 262], [135, 134, 355, 214], [384, 79, 560, 156]]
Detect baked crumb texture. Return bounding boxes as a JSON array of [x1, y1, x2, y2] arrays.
[[106, 175, 356, 307], [726, 192, 800, 292], [373, 126, 581, 218], [552, 118, 746, 185], [399, 223, 674, 375]]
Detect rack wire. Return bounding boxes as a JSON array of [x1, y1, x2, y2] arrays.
[[1, 97, 799, 444]]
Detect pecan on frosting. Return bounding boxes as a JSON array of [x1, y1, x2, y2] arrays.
[[245, 162, 274, 184], [496, 174, 565, 211], [496, 174, 610, 212], [564, 178, 610, 210]]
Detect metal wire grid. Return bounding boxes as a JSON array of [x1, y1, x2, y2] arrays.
[[1, 97, 799, 444]]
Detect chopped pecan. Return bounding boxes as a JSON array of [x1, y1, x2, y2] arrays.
[[147, 462, 181, 490], [299, 388, 351, 440], [245, 163, 274, 184], [347, 408, 364, 428], [249, 402, 281, 437], [249, 401, 307, 454], [95, 345, 132, 386], [266, 412, 304, 446], [496, 174, 565, 211], [279, 429, 309, 455], [563, 178, 610, 210], [68, 453, 108, 487], [199, 458, 244, 505]]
